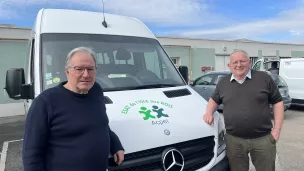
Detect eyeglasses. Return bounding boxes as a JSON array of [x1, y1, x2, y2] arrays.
[[68, 66, 97, 75]]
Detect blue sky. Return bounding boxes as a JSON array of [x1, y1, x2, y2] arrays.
[[1, 0, 304, 44]]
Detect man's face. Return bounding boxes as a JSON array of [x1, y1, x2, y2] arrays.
[[65, 51, 96, 93], [228, 51, 252, 78]]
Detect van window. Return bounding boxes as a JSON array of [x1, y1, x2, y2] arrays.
[[96, 53, 110, 64], [41, 33, 184, 91], [195, 75, 214, 85], [144, 51, 161, 78]]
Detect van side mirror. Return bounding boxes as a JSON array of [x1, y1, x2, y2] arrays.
[[4, 68, 34, 100], [178, 65, 189, 83]]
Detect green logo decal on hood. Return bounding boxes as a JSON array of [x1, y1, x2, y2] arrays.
[[139, 105, 169, 120], [121, 100, 173, 121]]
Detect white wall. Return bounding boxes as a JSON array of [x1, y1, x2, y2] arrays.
[[0, 26, 31, 39], [215, 55, 230, 71], [158, 37, 304, 57]]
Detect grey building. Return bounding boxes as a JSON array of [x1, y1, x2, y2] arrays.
[[0, 25, 30, 117], [1, 25, 304, 117]]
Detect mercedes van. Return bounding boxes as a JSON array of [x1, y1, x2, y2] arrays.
[[252, 57, 304, 105], [4, 8, 229, 171]]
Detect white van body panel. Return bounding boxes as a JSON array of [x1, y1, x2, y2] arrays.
[[279, 58, 304, 101], [252, 58, 304, 103], [105, 86, 217, 154], [22, 8, 228, 170], [38, 9, 155, 38]]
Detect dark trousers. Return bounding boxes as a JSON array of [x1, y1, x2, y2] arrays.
[[225, 133, 276, 171]]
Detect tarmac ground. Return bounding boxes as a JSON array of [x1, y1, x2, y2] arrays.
[[0, 105, 304, 171]]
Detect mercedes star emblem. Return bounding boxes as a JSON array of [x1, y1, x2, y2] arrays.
[[162, 148, 185, 171], [164, 129, 170, 135]]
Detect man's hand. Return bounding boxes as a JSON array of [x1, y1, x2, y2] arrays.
[[203, 98, 218, 126], [271, 128, 280, 142], [203, 113, 214, 126], [113, 150, 124, 165]]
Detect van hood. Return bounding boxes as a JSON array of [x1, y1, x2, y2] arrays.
[[104, 86, 220, 154]]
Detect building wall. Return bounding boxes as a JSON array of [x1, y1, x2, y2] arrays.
[[0, 25, 31, 40], [291, 51, 304, 58], [191, 48, 215, 80], [0, 40, 29, 117], [162, 46, 216, 80], [0, 40, 29, 104], [158, 37, 304, 58], [163, 45, 191, 70]]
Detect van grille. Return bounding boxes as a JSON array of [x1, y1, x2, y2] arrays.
[[163, 88, 191, 98], [108, 136, 215, 171]]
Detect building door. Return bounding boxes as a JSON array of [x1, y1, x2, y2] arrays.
[[215, 55, 230, 71]]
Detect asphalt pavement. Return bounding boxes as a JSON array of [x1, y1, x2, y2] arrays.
[[1, 106, 304, 171], [0, 115, 25, 153], [275, 105, 304, 171]]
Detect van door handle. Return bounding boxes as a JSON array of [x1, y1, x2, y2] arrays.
[[202, 87, 207, 90]]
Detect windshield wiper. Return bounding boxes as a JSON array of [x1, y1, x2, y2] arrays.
[[127, 84, 179, 90]]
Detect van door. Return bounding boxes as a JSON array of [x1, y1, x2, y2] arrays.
[[279, 59, 304, 102]]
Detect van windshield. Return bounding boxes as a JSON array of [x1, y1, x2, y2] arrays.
[[41, 33, 185, 91]]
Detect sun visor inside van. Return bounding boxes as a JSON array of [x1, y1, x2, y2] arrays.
[[116, 48, 131, 60]]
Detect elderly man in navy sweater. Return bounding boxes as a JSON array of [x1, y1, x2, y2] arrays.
[[22, 47, 125, 171]]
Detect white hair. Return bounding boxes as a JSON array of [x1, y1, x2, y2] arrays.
[[230, 49, 249, 59], [65, 46, 97, 68]]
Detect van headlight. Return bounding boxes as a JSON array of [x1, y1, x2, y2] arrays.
[[217, 119, 226, 156], [279, 88, 287, 97]]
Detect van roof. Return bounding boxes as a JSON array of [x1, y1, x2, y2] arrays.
[[36, 8, 156, 39], [280, 58, 304, 62]]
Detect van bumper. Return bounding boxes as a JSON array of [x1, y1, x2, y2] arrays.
[[209, 156, 230, 171]]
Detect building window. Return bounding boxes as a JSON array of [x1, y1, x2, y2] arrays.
[[250, 57, 258, 64], [170, 57, 181, 68]]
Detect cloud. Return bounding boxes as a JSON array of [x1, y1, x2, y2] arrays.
[[289, 30, 303, 36], [179, 5, 304, 43], [103, 0, 226, 27], [0, 2, 19, 19], [0, 0, 225, 27]]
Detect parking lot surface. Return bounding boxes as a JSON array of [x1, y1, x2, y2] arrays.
[[275, 105, 304, 171], [1, 106, 304, 171]]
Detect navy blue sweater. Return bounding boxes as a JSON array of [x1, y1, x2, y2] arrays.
[[22, 82, 124, 171]]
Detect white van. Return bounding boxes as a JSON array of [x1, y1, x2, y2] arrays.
[[4, 8, 229, 171], [252, 57, 304, 105]]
